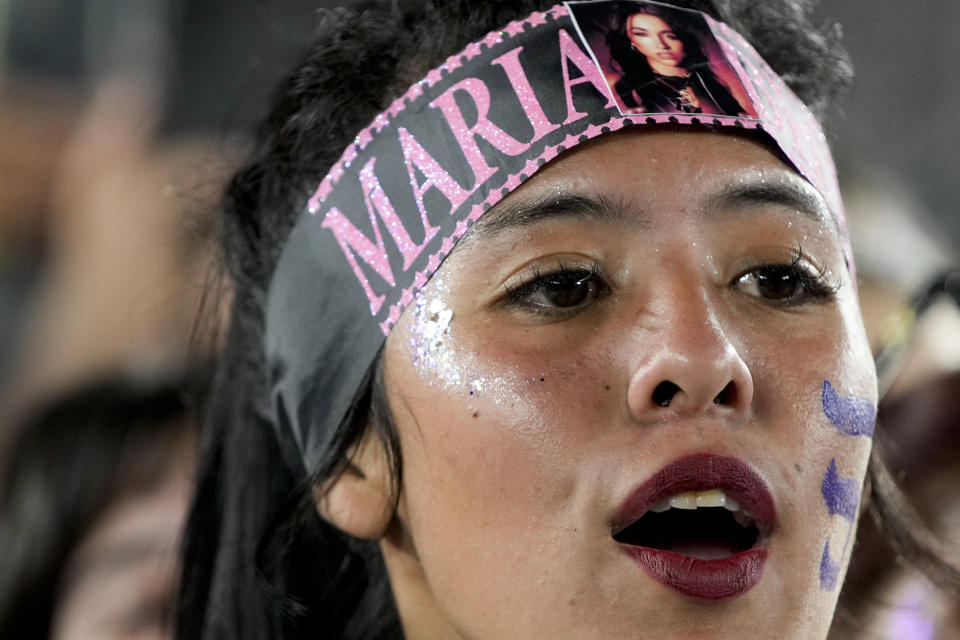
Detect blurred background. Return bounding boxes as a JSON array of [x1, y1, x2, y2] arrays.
[[1, 0, 959, 410], [1, 0, 957, 407], [0, 1, 956, 639], [0, 0, 332, 412]]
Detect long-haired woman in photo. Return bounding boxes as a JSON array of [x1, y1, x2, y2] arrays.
[[606, 2, 747, 115]]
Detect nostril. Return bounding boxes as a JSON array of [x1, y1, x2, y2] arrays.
[[653, 381, 680, 407], [713, 381, 735, 405]]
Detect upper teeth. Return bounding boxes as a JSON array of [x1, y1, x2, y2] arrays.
[[649, 489, 742, 513]]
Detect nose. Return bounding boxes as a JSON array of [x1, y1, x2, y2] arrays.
[[625, 289, 754, 422], [657, 34, 672, 50]]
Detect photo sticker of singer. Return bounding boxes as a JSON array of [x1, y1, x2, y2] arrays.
[[567, 0, 758, 117]]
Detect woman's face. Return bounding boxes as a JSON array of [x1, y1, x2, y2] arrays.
[[381, 128, 875, 639], [627, 13, 685, 68]]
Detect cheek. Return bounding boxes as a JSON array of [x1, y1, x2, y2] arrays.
[[741, 290, 875, 443], [400, 277, 548, 408], [384, 322, 596, 623], [809, 378, 875, 592], [389, 316, 587, 487], [394, 272, 613, 451], [749, 305, 875, 595], [388, 298, 557, 509], [630, 36, 651, 53], [386, 286, 621, 551]]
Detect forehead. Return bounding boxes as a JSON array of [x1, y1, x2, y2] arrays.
[[467, 127, 835, 241], [628, 13, 672, 31]]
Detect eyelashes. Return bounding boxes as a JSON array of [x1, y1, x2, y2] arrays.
[[731, 249, 841, 307], [503, 259, 609, 319], [501, 248, 839, 320]]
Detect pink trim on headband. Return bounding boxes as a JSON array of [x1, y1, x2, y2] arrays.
[[707, 18, 844, 221]]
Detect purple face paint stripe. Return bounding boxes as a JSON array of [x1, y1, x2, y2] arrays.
[[821, 459, 860, 522], [821, 380, 876, 438], [817, 454, 862, 590], [819, 541, 840, 591]]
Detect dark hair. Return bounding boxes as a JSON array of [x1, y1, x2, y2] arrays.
[[0, 370, 203, 638], [175, 1, 955, 639]]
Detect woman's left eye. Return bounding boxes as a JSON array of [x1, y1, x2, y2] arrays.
[[504, 265, 608, 317], [733, 258, 838, 306]]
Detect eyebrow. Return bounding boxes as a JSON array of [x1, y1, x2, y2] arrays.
[[707, 181, 831, 224], [465, 177, 833, 244], [469, 192, 643, 240]]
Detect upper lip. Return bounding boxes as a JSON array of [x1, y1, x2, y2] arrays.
[[613, 453, 777, 540]]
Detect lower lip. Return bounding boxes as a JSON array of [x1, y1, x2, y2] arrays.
[[623, 546, 767, 599], [657, 53, 678, 60]]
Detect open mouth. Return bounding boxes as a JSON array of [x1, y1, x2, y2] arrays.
[[614, 455, 776, 600], [612, 489, 759, 560]]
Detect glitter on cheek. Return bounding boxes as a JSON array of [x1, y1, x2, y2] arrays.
[[407, 281, 459, 387], [406, 276, 488, 395], [405, 276, 544, 402]]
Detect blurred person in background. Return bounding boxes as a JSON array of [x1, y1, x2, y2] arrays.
[[0, 0, 326, 421], [4, 77, 231, 413], [0, 3, 324, 638], [0, 367, 205, 640]]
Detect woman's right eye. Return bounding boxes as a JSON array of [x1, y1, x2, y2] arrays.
[[504, 265, 609, 317]]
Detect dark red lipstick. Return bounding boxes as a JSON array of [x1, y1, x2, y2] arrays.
[[614, 454, 776, 600]]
